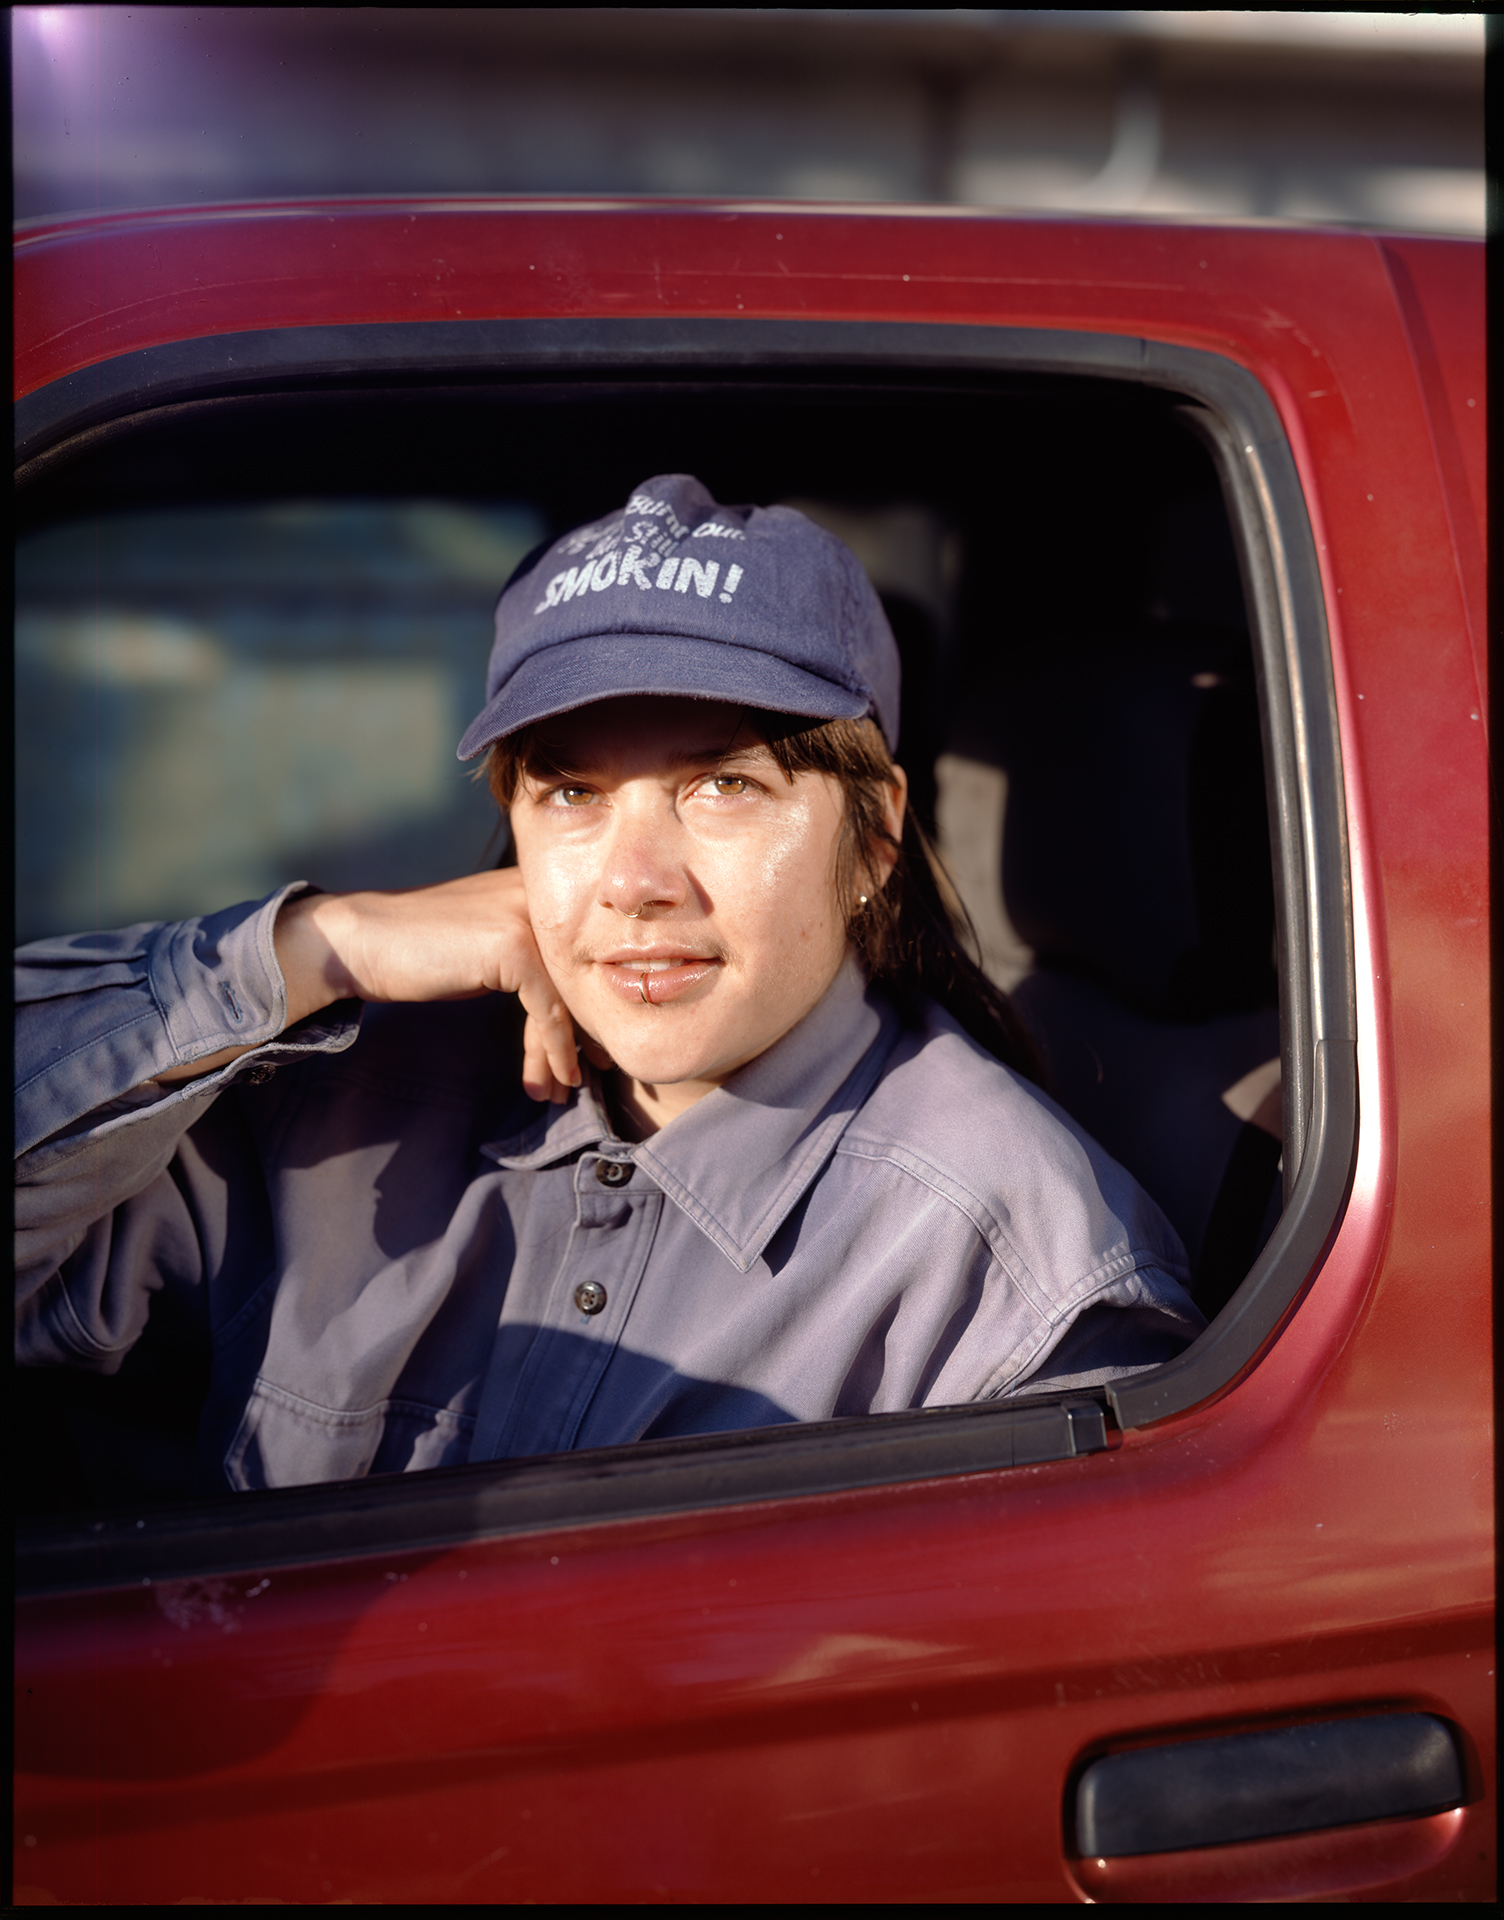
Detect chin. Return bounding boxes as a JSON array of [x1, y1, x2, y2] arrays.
[[600, 1037, 731, 1089], [584, 1009, 743, 1089]]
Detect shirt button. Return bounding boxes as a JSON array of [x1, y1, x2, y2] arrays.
[[574, 1281, 608, 1316], [594, 1159, 633, 1187]]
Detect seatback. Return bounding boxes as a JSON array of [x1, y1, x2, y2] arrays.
[[992, 618, 1283, 1310]]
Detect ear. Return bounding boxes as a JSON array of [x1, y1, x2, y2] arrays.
[[869, 764, 908, 892]]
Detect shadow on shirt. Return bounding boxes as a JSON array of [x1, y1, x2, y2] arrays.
[[229, 1325, 803, 1490], [17, 1330, 801, 1511]]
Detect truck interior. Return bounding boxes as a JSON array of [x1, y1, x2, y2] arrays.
[[16, 365, 1295, 1519]]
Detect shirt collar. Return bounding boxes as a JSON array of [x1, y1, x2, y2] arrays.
[[482, 958, 901, 1273]]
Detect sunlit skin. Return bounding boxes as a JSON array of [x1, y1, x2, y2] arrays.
[[156, 696, 904, 1140], [510, 697, 903, 1134]]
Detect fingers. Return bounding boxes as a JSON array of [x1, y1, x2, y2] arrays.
[[518, 992, 580, 1104], [521, 1018, 566, 1105], [496, 878, 581, 1101]]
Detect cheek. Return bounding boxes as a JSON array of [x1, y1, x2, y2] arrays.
[[717, 798, 844, 962], [511, 829, 591, 941]]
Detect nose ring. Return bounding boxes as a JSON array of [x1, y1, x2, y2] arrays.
[[627, 906, 645, 919]]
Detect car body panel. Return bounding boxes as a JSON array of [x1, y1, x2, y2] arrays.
[[13, 202, 1491, 1904]]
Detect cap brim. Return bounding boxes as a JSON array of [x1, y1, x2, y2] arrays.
[[457, 632, 871, 759]]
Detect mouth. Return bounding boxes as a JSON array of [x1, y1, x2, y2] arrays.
[[595, 950, 722, 1007]]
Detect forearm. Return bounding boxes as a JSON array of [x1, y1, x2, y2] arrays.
[[35, 870, 581, 1109], [174, 871, 583, 1102]]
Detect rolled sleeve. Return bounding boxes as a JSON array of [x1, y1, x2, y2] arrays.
[[16, 884, 351, 1156]]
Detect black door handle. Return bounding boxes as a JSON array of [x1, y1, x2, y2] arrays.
[[1074, 1712, 1465, 1858]]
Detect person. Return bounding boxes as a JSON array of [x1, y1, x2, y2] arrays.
[[15, 474, 1202, 1497]]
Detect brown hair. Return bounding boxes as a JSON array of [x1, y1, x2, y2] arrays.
[[482, 711, 1044, 1085]]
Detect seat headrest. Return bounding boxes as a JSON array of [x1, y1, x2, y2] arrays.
[[998, 621, 1276, 1021]]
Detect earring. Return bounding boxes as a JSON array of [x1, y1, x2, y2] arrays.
[[857, 894, 869, 908]]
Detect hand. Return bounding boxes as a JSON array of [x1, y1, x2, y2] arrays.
[[276, 873, 583, 1102]]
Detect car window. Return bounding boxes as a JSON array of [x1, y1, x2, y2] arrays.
[[15, 347, 1353, 1565]]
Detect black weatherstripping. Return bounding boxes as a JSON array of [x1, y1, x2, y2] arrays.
[[1073, 1713, 1466, 1857], [15, 1395, 1109, 1594], [14, 317, 1356, 1540], [17, 316, 1248, 472]]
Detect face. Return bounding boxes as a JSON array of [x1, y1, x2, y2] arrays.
[[510, 697, 880, 1113]]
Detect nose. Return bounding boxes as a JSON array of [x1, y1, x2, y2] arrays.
[[597, 791, 690, 920]]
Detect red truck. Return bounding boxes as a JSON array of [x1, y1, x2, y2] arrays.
[[13, 199, 1491, 1904]]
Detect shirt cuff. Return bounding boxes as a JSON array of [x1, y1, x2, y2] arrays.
[[16, 884, 359, 1157]]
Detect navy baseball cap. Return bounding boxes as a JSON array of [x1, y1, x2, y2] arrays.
[[456, 474, 901, 759]]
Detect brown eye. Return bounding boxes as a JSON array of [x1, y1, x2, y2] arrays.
[[689, 771, 759, 802]]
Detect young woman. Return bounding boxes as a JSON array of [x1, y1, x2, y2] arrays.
[[15, 475, 1201, 1494]]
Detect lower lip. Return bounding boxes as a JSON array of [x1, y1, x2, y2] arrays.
[[600, 959, 720, 1006]]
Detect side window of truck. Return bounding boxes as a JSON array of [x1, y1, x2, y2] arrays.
[[15, 324, 1354, 1559]]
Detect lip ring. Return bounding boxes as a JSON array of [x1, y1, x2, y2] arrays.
[[596, 953, 721, 1009]]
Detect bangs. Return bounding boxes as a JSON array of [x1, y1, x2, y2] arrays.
[[480, 708, 883, 812]]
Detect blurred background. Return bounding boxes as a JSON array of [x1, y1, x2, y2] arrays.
[[12, 9, 1488, 946], [13, 8, 1487, 230]]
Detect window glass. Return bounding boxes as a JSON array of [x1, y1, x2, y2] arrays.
[[16, 501, 544, 943], [15, 381, 1287, 1526]]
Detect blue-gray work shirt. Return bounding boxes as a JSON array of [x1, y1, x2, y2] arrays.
[[15, 886, 1203, 1493]]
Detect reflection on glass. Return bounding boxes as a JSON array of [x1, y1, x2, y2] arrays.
[[16, 500, 545, 942]]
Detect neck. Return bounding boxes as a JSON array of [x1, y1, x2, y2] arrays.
[[608, 1070, 716, 1141]]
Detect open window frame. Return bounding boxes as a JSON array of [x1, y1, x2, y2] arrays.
[[14, 317, 1358, 1594]]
